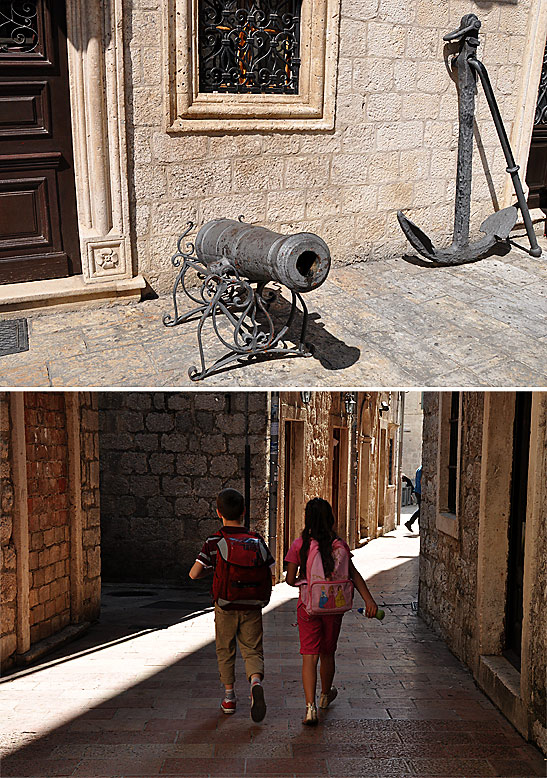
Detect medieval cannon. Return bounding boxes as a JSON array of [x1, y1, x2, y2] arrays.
[[163, 218, 331, 381]]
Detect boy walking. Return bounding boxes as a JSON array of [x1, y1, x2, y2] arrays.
[[189, 488, 274, 722]]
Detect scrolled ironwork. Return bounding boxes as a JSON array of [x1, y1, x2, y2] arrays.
[[198, 0, 301, 94], [0, 1, 38, 53], [534, 40, 547, 126], [163, 222, 314, 381]]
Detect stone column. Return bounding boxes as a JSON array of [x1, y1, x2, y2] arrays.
[[65, 0, 134, 283]]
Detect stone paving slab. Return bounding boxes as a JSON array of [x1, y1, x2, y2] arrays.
[[0, 245, 546, 387], [1, 524, 545, 777]]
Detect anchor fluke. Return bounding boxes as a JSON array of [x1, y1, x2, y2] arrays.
[[396, 211, 438, 262], [397, 206, 517, 266]]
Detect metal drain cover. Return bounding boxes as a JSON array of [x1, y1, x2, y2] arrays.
[[0, 319, 29, 357]]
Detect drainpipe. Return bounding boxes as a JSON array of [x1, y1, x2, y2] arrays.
[[268, 392, 280, 576], [396, 392, 405, 526]]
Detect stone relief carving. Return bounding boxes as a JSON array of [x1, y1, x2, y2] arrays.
[[88, 241, 126, 279]]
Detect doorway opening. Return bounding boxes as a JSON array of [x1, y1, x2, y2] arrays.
[[504, 392, 532, 671]]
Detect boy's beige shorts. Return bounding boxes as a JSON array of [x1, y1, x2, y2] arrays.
[[214, 603, 264, 684]]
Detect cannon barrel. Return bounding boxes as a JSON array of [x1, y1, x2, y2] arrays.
[[195, 219, 331, 293]]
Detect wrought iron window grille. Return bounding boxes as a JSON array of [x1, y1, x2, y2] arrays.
[[534, 40, 547, 126], [198, 0, 301, 94], [0, 1, 39, 54]]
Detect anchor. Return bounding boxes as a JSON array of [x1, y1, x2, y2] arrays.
[[397, 14, 542, 265]]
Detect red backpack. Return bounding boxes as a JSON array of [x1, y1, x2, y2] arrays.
[[211, 528, 272, 610]]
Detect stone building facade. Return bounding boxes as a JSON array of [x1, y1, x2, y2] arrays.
[[275, 391, 402, 578], [1, 1, 546, 307], [401, 391, 423, 502], [419, 391, 547, 754], [98, 390, 402, 582], [0, 392, 101, 671], [129, 0, 547, 292], [98, 391, 270, 582]]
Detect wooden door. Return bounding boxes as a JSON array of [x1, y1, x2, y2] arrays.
[[282, 420, 304, 559], [504, 392, 532, 671], [526, 40, 547, 214], [0, 0, 81, 284]]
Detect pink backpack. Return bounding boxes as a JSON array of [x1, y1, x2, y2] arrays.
[[299, 538, 354, 616]]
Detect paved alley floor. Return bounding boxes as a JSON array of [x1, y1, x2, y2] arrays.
[[1, 244, 546, 387], [1, 525, 545, 777]]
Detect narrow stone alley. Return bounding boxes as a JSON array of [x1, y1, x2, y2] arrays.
[[0, 524, 544, 777]]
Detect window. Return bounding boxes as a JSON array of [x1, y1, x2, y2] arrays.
[[198, 1, 301, 95], [447, 391, 460, 514], [388, 437, 394, 485], [436, 391, 462, 538], [166, 0, 341, 131]]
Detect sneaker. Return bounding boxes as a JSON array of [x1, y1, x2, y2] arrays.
[[220, 696, 236, 714], [302, 702, 318, 726], [250, 682, 266, 722], [319, 686, 338, 709], [405, 520, 413, 532]]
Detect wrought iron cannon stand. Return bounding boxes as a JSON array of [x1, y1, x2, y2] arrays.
[[163, 223, 314, 381]]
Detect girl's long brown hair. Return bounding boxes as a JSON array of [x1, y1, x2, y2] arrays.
[[299, 498, 337, 579]]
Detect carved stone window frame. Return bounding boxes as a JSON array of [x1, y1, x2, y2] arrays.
[[165, 0, 341, 132]]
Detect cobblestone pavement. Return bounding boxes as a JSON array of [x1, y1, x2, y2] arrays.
[[1, 525, 545, 777], [1, 246, 546, 387]]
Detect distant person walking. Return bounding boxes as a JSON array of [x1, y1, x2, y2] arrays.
[[405, 465, 422, 532], [284, 498, 378, 726]]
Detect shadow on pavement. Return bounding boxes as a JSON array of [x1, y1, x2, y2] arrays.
[[1, 555, 545, 777]]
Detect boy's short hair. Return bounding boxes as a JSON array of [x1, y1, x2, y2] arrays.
[[217, 488, 245, 521]]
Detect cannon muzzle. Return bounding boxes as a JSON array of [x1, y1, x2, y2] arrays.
[[195, 219, 331, 293]]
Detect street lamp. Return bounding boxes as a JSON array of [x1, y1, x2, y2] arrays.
[[344, 392, 357, 417]]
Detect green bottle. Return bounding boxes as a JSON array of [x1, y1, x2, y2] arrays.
[[357, 607, 385, 620]]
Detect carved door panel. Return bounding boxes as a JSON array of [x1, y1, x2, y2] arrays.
[[0, 0, 80, 284], [526, 40, 547, 214]]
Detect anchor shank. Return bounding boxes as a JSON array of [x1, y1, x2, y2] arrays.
[[453, 35, 478, 248]]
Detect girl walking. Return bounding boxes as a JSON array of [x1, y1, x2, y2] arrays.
[[285, 498, 378, 725]]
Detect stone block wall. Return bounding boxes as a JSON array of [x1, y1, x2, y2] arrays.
[[125, 0, 536, 289], [25, 393, 71, 645], [401, 391, 423, 482], [419, 392, 484, 666], [419, 391, 547, 753], [0, 392, 16, 666], [98, 392, 270, 582], [527, 394, 547, 752], [0, 392, 101, 671], [80, 393, 101, 622]]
